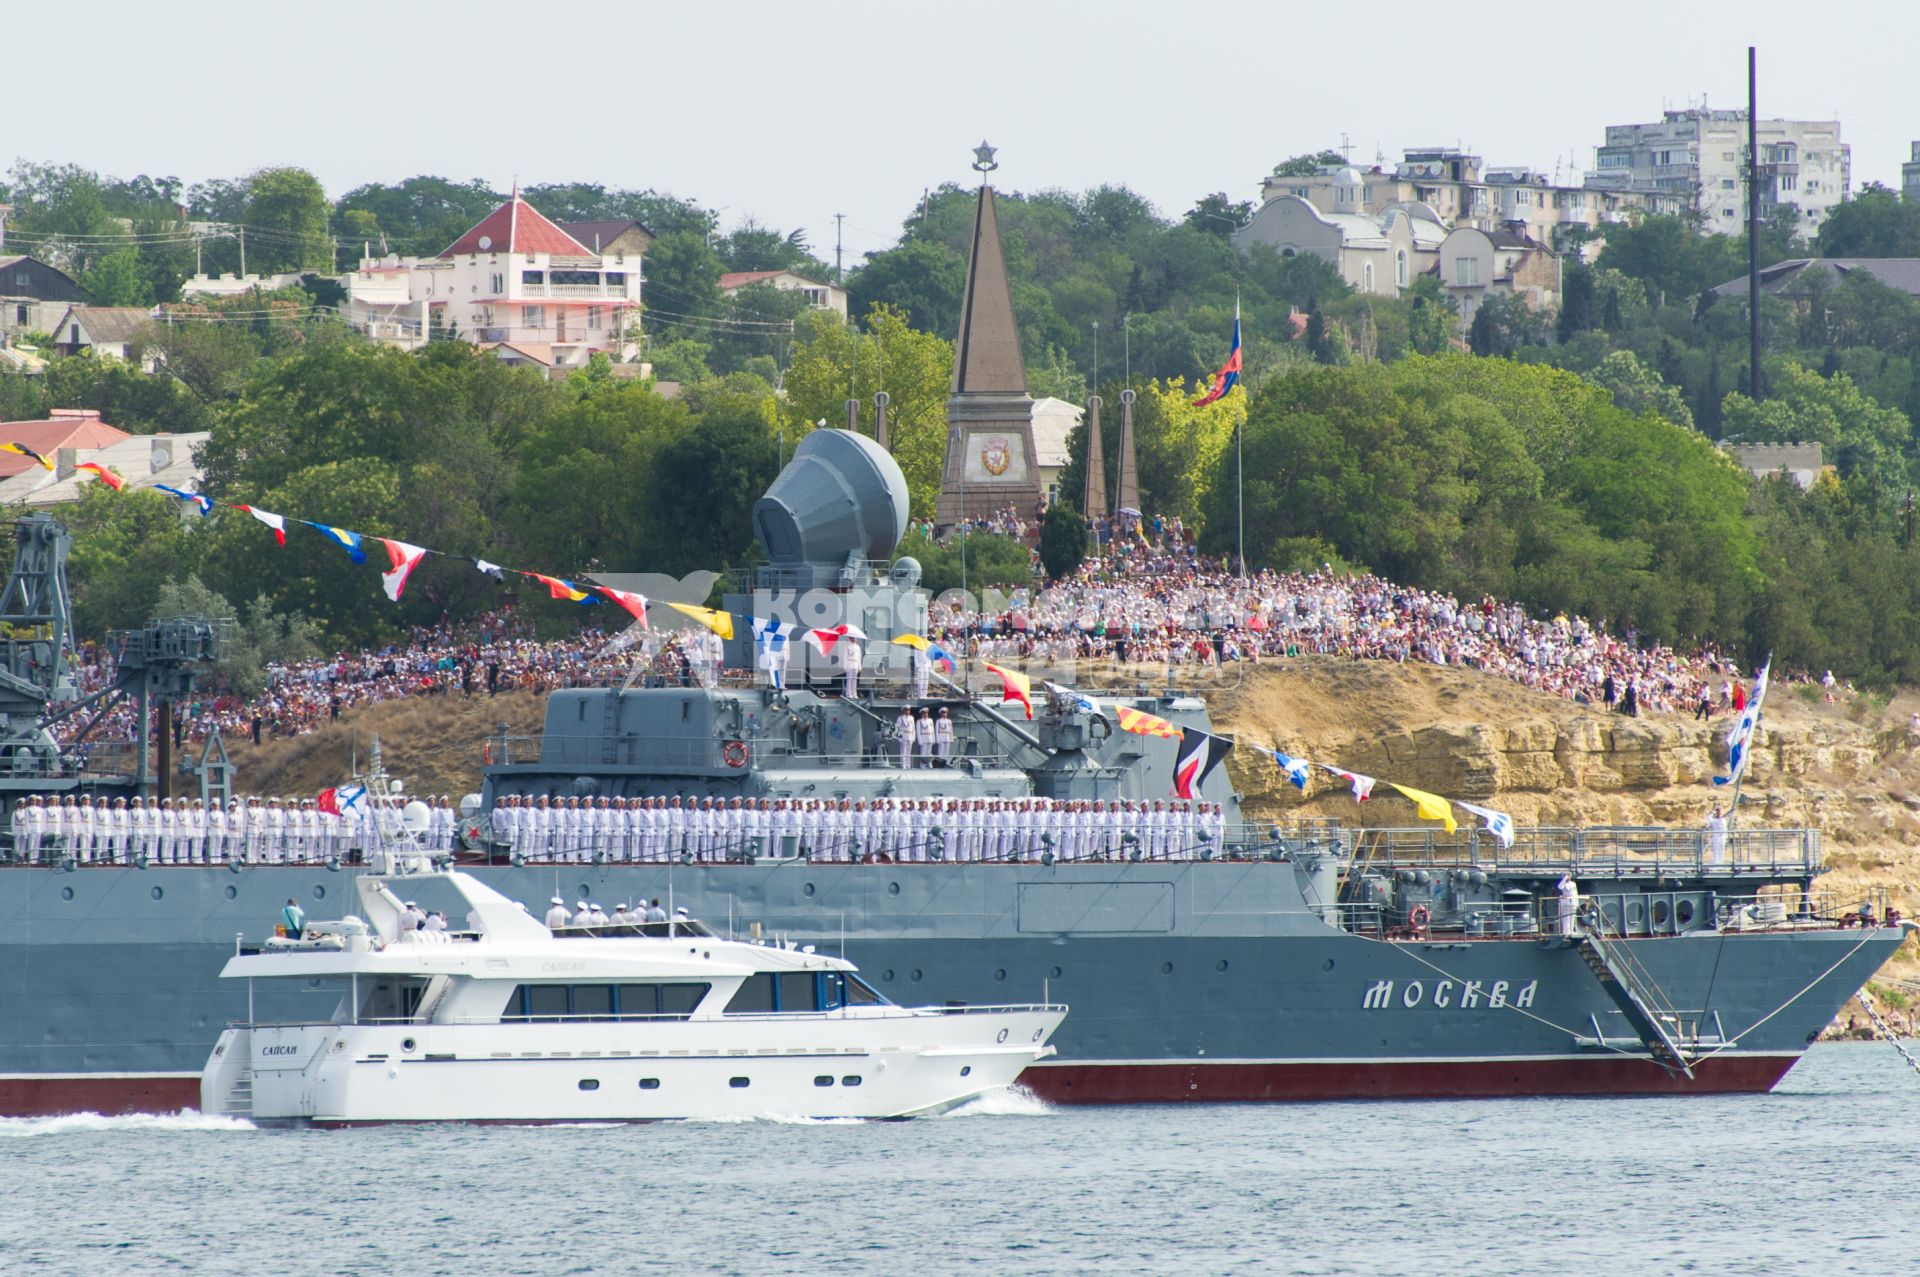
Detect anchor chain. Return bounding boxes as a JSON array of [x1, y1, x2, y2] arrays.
[[1856, 990, 1920, 1079]]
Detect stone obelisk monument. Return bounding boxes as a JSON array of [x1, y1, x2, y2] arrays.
[[1082, 394, 1108, 518], [935, 143, 1041, 529]]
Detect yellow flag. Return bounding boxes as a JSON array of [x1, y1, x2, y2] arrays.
[[1388, 783, 1457, 833], [666, 602, 734, 640], [890, 633, 931, 650]]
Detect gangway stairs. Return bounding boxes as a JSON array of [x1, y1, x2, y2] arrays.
[[1573, 928, 1696, 1078], [221, 1068, 254, 1118]]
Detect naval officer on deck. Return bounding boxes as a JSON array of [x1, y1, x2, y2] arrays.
[[544, 896, 571, 929]]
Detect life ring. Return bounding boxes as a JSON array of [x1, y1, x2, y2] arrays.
[[1408, 904, 1431, 934], [722, 740, 748, 768]]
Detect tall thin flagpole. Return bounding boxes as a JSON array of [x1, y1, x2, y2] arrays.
[[1235, 295, 1245, 580]]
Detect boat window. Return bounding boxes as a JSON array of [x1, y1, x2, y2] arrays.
[[777, 972, 815, 1012], [814, 1075, 834, 1087], [729, 1076, 750, 1088], [841, 1075, 863, 1087], [726, 973, 777, 1013], [846, 975, 888, 1006], [504, 982, 710, 1021], [571, 985, 614, 1018], [578, 1079, 600, 1091], [657, 983, 710, 1017], [359, 977, 431, 1021], [523, 985, 569, 1020], [639, 1078, 660, 1090]]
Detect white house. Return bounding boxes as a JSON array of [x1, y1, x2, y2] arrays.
[[718, 270, 849, 321], [339, 193, 644, 366], [1233, 178, 1446, 296]]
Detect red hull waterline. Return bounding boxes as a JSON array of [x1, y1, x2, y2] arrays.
[[1020, 1054, 1805, 1104], [2, 1055, 1802, 1117], [0, 1075, 201, 1118]]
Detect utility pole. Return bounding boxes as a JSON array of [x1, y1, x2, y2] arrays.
[[1906, 488, 1914, 548], [1747, 45, 1761, 400], [237, 226, 246, 277], [834, 213, 845, 283]]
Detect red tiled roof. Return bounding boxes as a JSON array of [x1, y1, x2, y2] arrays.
[[0, 412, 132, 477], [440, 196, 597, 259], [718, 270, 785, 290]]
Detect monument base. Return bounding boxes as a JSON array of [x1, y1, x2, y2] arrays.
[[935, 393, 1043, 530]]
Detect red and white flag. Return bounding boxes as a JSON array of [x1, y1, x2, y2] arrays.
[[805, 624, 866, 657], [596, 586, 649, 625], [1320, 762, 1376, 801], [234, 504, 286, 546], [379, 538, 428, 601]]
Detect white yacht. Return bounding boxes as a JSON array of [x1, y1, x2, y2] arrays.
[[200, 837, 1064, 1125]]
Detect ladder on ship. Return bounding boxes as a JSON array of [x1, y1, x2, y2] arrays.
[[1573, 927, 1696, 1078], [223, 1068, 255, 1118]]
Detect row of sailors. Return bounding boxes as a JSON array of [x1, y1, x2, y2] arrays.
[[489, 794, 1232, 862], [7, 793, 463, 864]]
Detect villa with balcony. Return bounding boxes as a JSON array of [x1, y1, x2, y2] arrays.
[[338, 191, 644, 371]]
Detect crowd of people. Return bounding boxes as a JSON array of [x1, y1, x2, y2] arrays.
[[6, 791, 462, 865], [45, 522, 1780, 766], [936, 548, 1740, 716], [488, 794, 1230, 864]]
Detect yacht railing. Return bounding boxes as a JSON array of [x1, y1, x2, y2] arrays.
[[227, 1003, 1065, 1031]]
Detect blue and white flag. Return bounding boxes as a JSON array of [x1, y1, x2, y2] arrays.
[[752, 617, 794, 689], [155, 484, 214, 516], [1255, 746, 1312, 790], [1457, 801, 1515, 849], [1712, 659, 1771, 787]]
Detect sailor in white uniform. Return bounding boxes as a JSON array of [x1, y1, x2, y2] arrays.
[[1555, 873, 1579, 935], [544, 896, 571, 929], [913, 709, 936, 768], [894, 707, 914, 769], [934, 708, 954, 764], [840, 637, 861, 698]]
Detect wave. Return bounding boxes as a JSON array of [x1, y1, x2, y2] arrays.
[[0, 1109, 255, 1138], [942, 1085, 1052, 1118]]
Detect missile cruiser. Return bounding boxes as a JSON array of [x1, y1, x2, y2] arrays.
[[0, 429, 1908, 1118]]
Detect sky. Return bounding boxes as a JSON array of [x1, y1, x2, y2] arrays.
[[8, 0, 1915, 263]]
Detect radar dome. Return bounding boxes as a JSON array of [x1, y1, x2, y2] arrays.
[[753, 429, 910, 565]]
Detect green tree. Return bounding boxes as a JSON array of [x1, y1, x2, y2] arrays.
[[1038, 503, 1089, 578], [847, 240, 966, 338], [1556, 261, 1597, 342], [1270, 150, 1345, 177], [81, 246, 146, 306], [779, 306, 954, 517], [243, 167, 333, 272], [1720, 360, 1914, 483], [1590, 350, 1694, 428], [1815, 183, 1920, 258], [151, 574, 322, 699], [643, 230, 725, 319]]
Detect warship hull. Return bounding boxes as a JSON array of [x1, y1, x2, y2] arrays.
[[0, 861, 1897, 1116]]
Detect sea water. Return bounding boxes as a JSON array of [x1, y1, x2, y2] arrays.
[[2, 1044, 1916, 1277]]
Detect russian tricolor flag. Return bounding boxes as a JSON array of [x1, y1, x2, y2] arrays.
[[1193, 305, 1242, 407]]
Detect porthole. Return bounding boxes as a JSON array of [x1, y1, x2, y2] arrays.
[[1048, 966, 1062, 979], [312, 885, 326, 900], [639, 1078, 661, 1090], [882, 969, 895, 982], [1161, 961, 1174, 975], [729, 1076, 750, 1089], [60, 886, 74, 901], [960, 1066, 972, 1078], [909, 969, 923, 982], [1322, 958, 1335, 972], [401, 1038, 417, 1053], [814, 1075, 834, 1087], [1216, 959, 1229, 972], [993, 968, 1007, 982], [803, 883, 816, 898], [578, 1079, 600, 1091], [150, 886, 164, 901], [888, 882, 901, 896], [997, 1028, 1009, 1043], [842, 1075, 863, 1087], [224, 885, 238, 900]]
